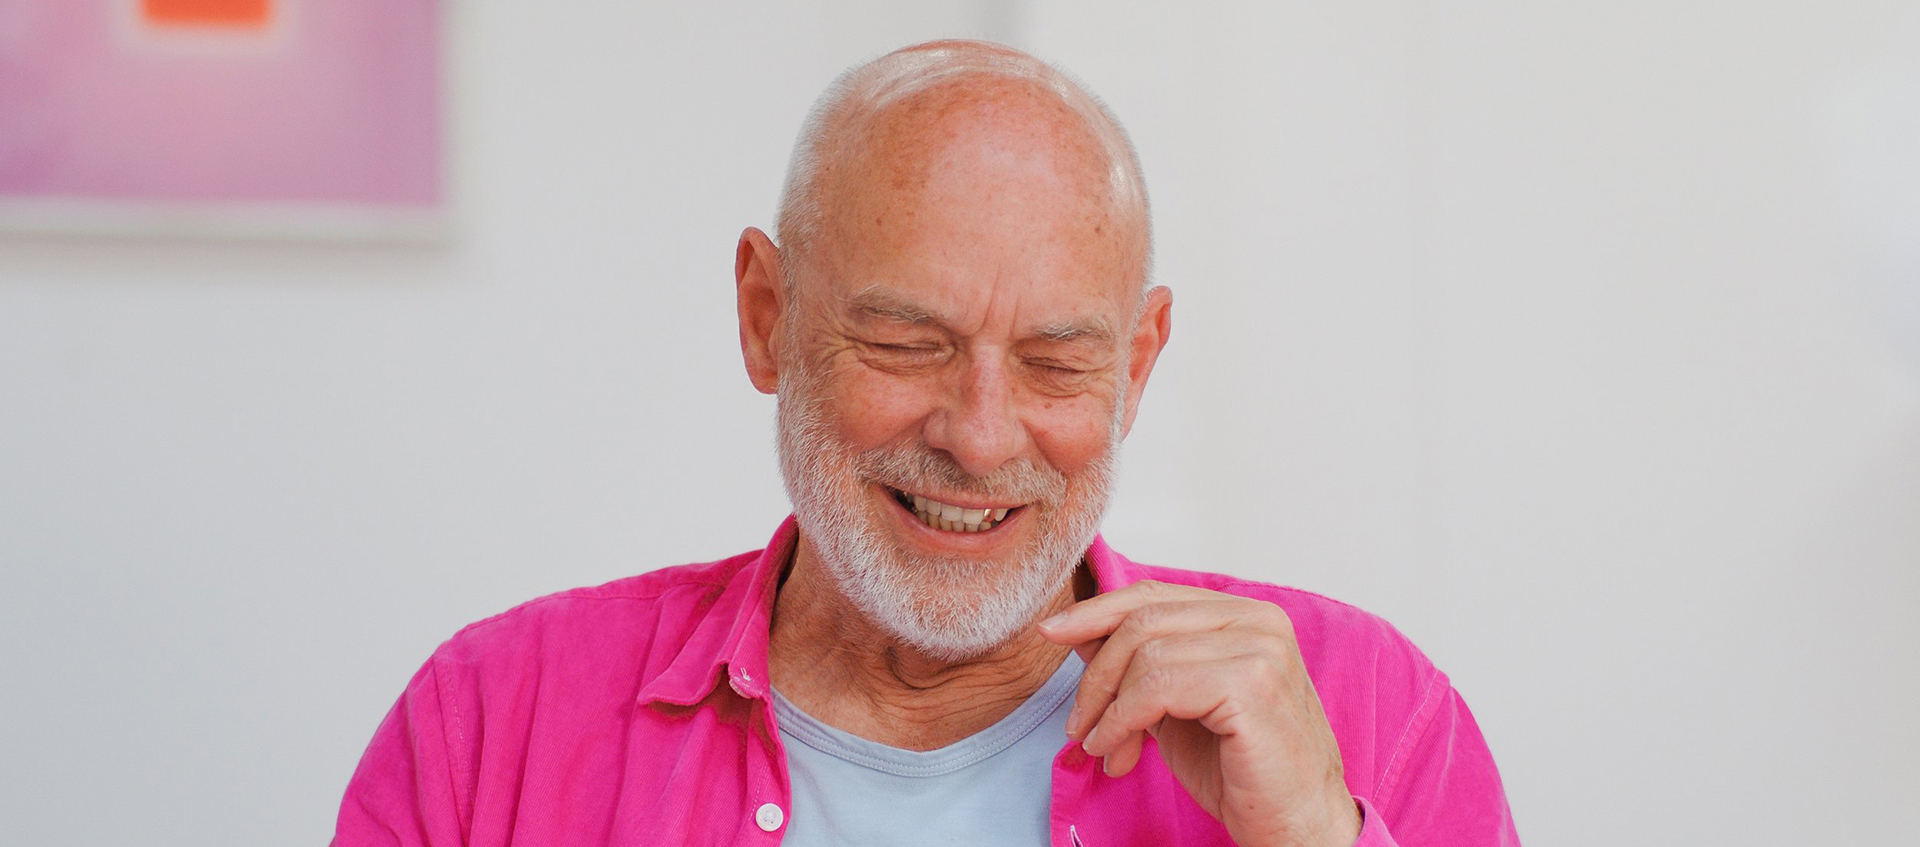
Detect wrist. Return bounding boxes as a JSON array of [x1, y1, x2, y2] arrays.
[[1299, 796, 1363, 847], [1246, 796, 1362, 847]]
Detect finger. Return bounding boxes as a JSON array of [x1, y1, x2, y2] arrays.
[[1084, 653, 1249, 758], [1038, 580, 1218, 643], [1082, 629, 1244, 749], [1102, 728, 1146, 778], [1065, 602, 1237, 740], [1069, 635, 1106, 669]]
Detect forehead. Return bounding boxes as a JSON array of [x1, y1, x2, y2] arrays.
[[841, 283, 1119, 346], [802, 75, 1145, 334]]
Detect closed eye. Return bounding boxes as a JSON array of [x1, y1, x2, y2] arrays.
[[1027, 359, 1088, 374], [857, 340, 948, 373], [869, 342, 940, 355], [1025, 360, 1099, 393]]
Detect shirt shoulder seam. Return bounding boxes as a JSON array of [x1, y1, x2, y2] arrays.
[[1374, 669, 1449, 812], [426, 656, 473, 837]]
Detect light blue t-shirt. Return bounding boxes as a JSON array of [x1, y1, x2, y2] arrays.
[[770, 653, 1084, 846]]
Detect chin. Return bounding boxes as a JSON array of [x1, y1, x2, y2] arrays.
[[832, 527, 1076, 662]]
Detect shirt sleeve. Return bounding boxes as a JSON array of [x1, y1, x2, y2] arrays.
[[331, 657, 469, 847], [1355, 683, 1520, 846]]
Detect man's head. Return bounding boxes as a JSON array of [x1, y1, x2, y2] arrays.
[[736, 40, 1173, 660]]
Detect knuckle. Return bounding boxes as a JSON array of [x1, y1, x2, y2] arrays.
[[1128, 602, 1167, 630], [1249, 653, 1284, 684], [1245, 652, 1290, 693], [1253, 602, 1294, 634], [1139, 665, 1180, 695], [1251, 628, 1292, 658], [1135, 637, 1169, 667], [1078, 675, 1112, 704], [1083, 661, 1122, 695], [1116, 609, 1162, 643]]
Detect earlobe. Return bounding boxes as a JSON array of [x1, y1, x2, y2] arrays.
[[735, 228, 787, 395]]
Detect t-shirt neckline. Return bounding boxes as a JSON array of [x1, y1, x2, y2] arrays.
[[769, 652, 1084, 778]]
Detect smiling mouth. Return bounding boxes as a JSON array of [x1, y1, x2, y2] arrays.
[[887, 487, 1019, 533]]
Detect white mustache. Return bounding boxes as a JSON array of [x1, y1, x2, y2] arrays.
[[851, 443, 1067, 507]]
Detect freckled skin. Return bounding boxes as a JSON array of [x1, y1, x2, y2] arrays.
[[793, 75, 1152, 482]]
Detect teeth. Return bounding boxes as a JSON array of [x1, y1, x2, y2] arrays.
[[902, 491, 1016, 533]]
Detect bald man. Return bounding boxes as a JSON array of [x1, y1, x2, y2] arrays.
[[333, 42, 1518, 847]]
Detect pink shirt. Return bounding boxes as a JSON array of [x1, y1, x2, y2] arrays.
[[333, 518, 1519, 846]]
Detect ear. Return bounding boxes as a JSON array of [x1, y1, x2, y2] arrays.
[[735, 227, 786, 395], [1118, 285, 1173, 437]]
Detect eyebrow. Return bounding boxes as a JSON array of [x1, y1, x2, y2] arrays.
[[1034, 319, 1116, 344], [844, 285, 1117, 344], [846, 288, 943, 325]]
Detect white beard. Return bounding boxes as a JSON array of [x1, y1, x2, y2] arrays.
[[776, 365, 1123, 662]]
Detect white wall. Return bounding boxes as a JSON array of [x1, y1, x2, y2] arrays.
[[2, 1, 1915, 844], [0, 2, 1007, 843], [1022, 1, 1920, 844]]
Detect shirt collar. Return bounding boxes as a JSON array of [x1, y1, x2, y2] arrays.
[[636, 515, 1140, 708], [1084, 530, 1143, 594]]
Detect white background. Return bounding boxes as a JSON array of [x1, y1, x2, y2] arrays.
[[2, 1, 1915, 844]]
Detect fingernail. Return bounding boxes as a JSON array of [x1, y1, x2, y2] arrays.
[[1101, 756, 1113, 777], [1038, 613, 1067, 631], [1066, 703, 1083, 737]]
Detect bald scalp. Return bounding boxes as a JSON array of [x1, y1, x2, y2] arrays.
[[775, 41, 1152, 300]]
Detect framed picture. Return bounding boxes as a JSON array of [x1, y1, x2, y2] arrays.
[[0, 0, 447, 240]]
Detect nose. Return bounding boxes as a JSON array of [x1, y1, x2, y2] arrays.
[[923, 353, 1028, 479]]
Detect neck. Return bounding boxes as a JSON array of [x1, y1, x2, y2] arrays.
[[768, 534, 1091, 751]]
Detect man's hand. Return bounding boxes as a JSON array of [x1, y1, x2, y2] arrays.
[[1038, 580, 1362, 847]]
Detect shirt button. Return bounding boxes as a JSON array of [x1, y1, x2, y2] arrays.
[[754, 802, 784, 832]]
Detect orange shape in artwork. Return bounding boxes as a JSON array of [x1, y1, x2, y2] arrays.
[[141, 0, 274, 27]]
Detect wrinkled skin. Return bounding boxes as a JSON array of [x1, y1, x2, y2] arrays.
[[740, 40, 1360, 847]]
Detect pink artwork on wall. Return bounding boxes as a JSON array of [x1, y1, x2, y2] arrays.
[[0, 0, 444, 238]]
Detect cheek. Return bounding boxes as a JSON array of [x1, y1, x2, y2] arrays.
[[1026, 395, 1119, 476], [825, 367, 934, 450]]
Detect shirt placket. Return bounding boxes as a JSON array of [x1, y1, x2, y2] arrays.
[[733, 667, 793, 845], [1049, 741, 1099, 847]]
